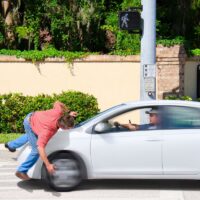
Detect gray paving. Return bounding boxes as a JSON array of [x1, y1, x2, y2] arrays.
[[1, 145, 200, 200]]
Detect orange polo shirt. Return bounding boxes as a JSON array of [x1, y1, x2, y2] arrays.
[[30, 102, 63, 147]]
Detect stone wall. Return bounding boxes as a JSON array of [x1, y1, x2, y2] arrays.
[[156, 45, 187, 99]]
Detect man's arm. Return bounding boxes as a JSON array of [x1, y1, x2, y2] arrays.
[[114, 121, 139, 131], [54, 101, 78, 117], [38, 146, 55, 174], [53, 101, 69, 114]]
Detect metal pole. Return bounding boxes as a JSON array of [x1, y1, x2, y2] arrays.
[[140, 0, 156, 123]]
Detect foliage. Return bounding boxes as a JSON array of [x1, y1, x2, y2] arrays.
[[165, 95, 193, 101], [0, 0, 200, 54], [15, 26, 34, 40], [121, 0, 141, 9], [0, 32, 3, 45], [157, 0, 200, 49], [0, 14, 4, 47], [191, 48, 200, 56], [0, 91, 99, 133], [102, 0, 141, 54], [0, 48, 94, 63], [53, 91, 99, 123], [157, 36, 185, 47], [0, 0, 106, 51]]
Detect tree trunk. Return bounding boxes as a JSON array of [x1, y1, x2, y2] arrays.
[[1, 0, 15, 47]]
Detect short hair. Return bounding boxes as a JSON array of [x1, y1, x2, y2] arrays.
[[58, 113, 75, 128]]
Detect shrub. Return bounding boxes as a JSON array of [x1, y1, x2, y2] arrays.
[[164, 95, 193, 101], [0, 91, 99, 133], [191, 48, 200, 56], [157, 36, 185, 47]]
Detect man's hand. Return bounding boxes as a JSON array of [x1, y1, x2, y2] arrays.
[[38, 146, 56, 174], [127, 123, 139, 131], [114, 121, 120, 127], [113, 121, 139, 131], [69, 111, 78, 118], [46, 163, 55, 174]]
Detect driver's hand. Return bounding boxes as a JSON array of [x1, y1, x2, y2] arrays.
[[128, 123, 139, 131], [114, 121, 120, 126]]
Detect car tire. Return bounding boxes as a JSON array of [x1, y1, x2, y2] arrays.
[[41, 152, 83, 191]]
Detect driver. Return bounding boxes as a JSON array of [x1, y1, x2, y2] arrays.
[[114, 108, 160, 131]]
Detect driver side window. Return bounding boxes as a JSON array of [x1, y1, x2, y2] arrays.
[[94, 106, 160, 134]]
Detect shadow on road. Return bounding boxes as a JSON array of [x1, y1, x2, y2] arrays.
[[80, 179, 200, 191], [17, 179, 200, 193], [17, 180, 62, 197]]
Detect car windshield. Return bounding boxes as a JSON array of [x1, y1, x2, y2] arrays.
[[75, 104, 126, 128]]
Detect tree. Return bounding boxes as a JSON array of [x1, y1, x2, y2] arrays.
[[1, 0, 22, 48], [157, 0, 200, 48], [0, 0, 199, 51]]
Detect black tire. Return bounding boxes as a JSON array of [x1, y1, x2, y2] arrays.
[[42, 152, 84, 191]]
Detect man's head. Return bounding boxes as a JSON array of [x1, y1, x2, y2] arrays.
[[57, 113, 75, 130], [145, 108, 160, 125]]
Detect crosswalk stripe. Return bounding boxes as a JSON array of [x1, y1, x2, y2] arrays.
[[0, 172, 15, 175], [0, 163, 17, 167], [0, 179, 18, 182], [0, 187, 19, 191], [0, 175, 16, 179], [0, 167, 16, 173]]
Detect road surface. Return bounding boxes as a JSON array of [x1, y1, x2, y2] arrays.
[[1, 144, 200, 200]]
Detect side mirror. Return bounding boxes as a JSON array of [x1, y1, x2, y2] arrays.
[[94, 122, 112, 133]]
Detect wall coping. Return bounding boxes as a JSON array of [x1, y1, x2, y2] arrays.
[[0, 55, 140, 63]]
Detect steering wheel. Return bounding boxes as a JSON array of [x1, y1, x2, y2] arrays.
[[113, 121, 121, 130]]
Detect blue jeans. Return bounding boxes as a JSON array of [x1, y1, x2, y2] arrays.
[[8, 134, 28, 149], [17, 113, 39, 173]]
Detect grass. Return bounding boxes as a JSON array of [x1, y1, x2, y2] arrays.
[[0, 133, 22, 144]]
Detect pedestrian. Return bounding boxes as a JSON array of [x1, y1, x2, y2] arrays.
[[5, 101, 77, 180]]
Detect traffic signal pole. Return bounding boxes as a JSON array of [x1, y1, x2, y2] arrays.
[[140, 0, 156, 100], [140, 0, 156, 122], [118, 1, 156, 122]]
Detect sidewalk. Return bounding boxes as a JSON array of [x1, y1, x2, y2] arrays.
[[0, 144, 18, 162], [0, 144, 22, 151], [0, 144, 5, 150]]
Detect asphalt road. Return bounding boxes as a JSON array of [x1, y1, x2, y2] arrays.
[[1, 145, 200, 200]]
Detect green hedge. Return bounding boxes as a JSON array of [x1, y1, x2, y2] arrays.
[[165, 95, 200, 103], [165, 95, 193, 101], [191, 48, 200, 56], [0, 91, 99, 133]]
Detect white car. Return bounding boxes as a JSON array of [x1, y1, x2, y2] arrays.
[[17, 100, 200, 191]]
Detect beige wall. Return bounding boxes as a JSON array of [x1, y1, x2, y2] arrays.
[[0, 56, 140, 110], [0, 50, 199, 109], [184, 60, 199, 99]]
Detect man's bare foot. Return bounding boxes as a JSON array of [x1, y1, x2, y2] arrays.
[[15, 171, 30, 180]]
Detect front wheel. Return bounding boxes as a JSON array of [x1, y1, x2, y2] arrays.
[[42, 152, 83, 191]]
